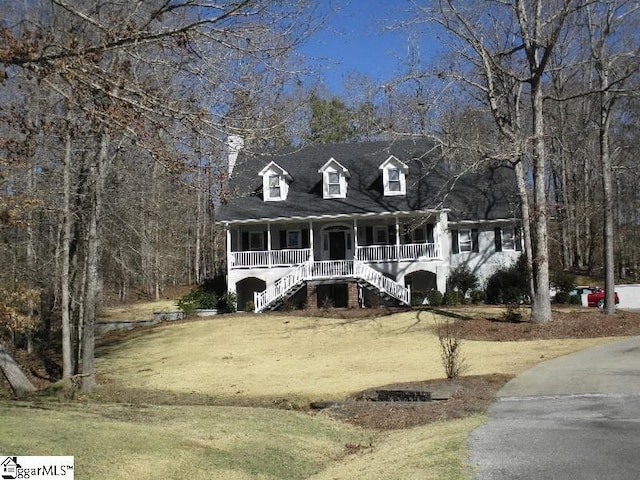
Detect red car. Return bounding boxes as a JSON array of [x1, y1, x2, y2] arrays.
[[586, 288, 619, 308]]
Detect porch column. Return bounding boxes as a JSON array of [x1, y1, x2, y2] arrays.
[[267, 223, 272, 267], [353, 218, 359, 259], [395, 216, 401, 258], [226, 225, 233, 270], [308, 221, 314, 262], [438, 211, 449, 260]]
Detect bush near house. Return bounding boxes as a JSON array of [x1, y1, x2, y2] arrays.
[[553, 291, 571, 304], [177, 288, 218, 316], [426, 289, 444, 306], [442, 290, 461, 306], [177, 277, 237, 316], [470, 289, 486, 304], [447, 265, 479, 299], [485, 255, 530, 304], [551, 270, 577, 294]]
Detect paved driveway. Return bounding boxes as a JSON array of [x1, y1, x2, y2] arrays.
[[468, 336, 640, 479]]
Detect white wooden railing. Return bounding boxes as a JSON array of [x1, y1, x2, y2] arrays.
[[232, 244, 439, 269], [231, 248, 311, 268], [254, 261, 311, 313], [355, 243, 439, 262], [253, 260, 410, 312], [354, 262, 411, 305]]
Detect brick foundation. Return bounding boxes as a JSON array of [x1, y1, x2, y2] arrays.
[[348, 282, 359, 308], [306, 283, 318, 309]]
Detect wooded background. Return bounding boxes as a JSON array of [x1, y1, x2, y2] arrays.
[[0, 1, 638, 389]]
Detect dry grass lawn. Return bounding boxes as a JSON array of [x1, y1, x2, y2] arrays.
[[97, 310, 615, 403], [3, 305, 631, 480], [97, 300, 177, 322]]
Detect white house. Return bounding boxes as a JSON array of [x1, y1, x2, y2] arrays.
[[217, 138, 522, 312]]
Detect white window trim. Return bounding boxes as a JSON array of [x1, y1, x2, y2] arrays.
[[268, 174, 281, 200], [379, 155, 408, 196], [501, 226, 516, 251], [318, 158, 350, 199], [458, 229, 472, 253], [258, 161, 290, 202], [327, 171, 342, 197]]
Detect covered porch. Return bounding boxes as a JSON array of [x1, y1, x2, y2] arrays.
[[225, 211, 447, 269]]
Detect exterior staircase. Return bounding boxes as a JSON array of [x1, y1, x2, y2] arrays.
[[253, 260, 411, 312]]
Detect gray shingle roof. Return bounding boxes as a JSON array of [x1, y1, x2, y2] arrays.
[[217, 139, 520, 223]]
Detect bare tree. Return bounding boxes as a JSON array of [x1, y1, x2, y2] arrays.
[[412, 0, 584, 322], [584, 1, 640, 313], [0, 0, 316, 390]]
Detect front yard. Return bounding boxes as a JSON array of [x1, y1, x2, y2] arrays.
[[1, 306, 639, 479]]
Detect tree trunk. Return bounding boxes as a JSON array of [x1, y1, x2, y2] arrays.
[[81, 130, 110, 392], [599, 67, 616, 314], [60, 118, 73, 378], [529, 78, 552, 323], [514, 160, 535, 298], [0, 343, 36, 397]]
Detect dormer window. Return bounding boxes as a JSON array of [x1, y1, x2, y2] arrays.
[[388, 168, 401, 192], [379, 155, 408, 196], [268, 174, 281, 199], [258, 161, 291, 202], [318, 158, 350, 199], [327, 172, 341, 195]]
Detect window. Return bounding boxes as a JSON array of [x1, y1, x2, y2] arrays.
[[268, 175, 281, 199], [258, 161, 290, 202], [249, 231, 264, 251], [388, 168, 401, 192], [379, 156, 408, 196], [495, 226, 520, 252], [318, 158, 349, 199], [452, 228, 479, 253], [501, 227, 515, 251], [287, 230, 301, 248], [374, 226, 388, 244], [327, 172, 341, 196], [412, 226, 426, 243], [459, 229, 472, 252]]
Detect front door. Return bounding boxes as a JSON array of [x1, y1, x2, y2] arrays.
[[329, 231, 346, 260]]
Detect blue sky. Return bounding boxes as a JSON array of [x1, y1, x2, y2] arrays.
[[299, 0, 441, 94]]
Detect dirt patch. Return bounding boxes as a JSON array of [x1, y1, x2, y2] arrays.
[[458, 308, 640, 341], [321, 374, 512, 430]]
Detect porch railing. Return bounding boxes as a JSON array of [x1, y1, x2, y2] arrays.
[[253, 260, 411, 312], [355, 243, 439, 262], [354, 262, 411, 305], [231, 248, 311, 268], [232, 243, 439, 269]]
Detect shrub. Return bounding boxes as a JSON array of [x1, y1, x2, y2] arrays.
[[502, 303, 525, 323], [426, 289, 443, 307], [442, 290, 461, 306], [177, 287, 218, 316], [411, 290, 427, 307], [551, 270, 577, 293], [470, 289, 486, 304], [570, 294, 582, 305], [220, 292, 237, 312], [434, 317, 467, 379], [448, 265, 479, 298], [485, 255, 531, 304], [553, 291, 571, 304], [244, 300, 255, 312]]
